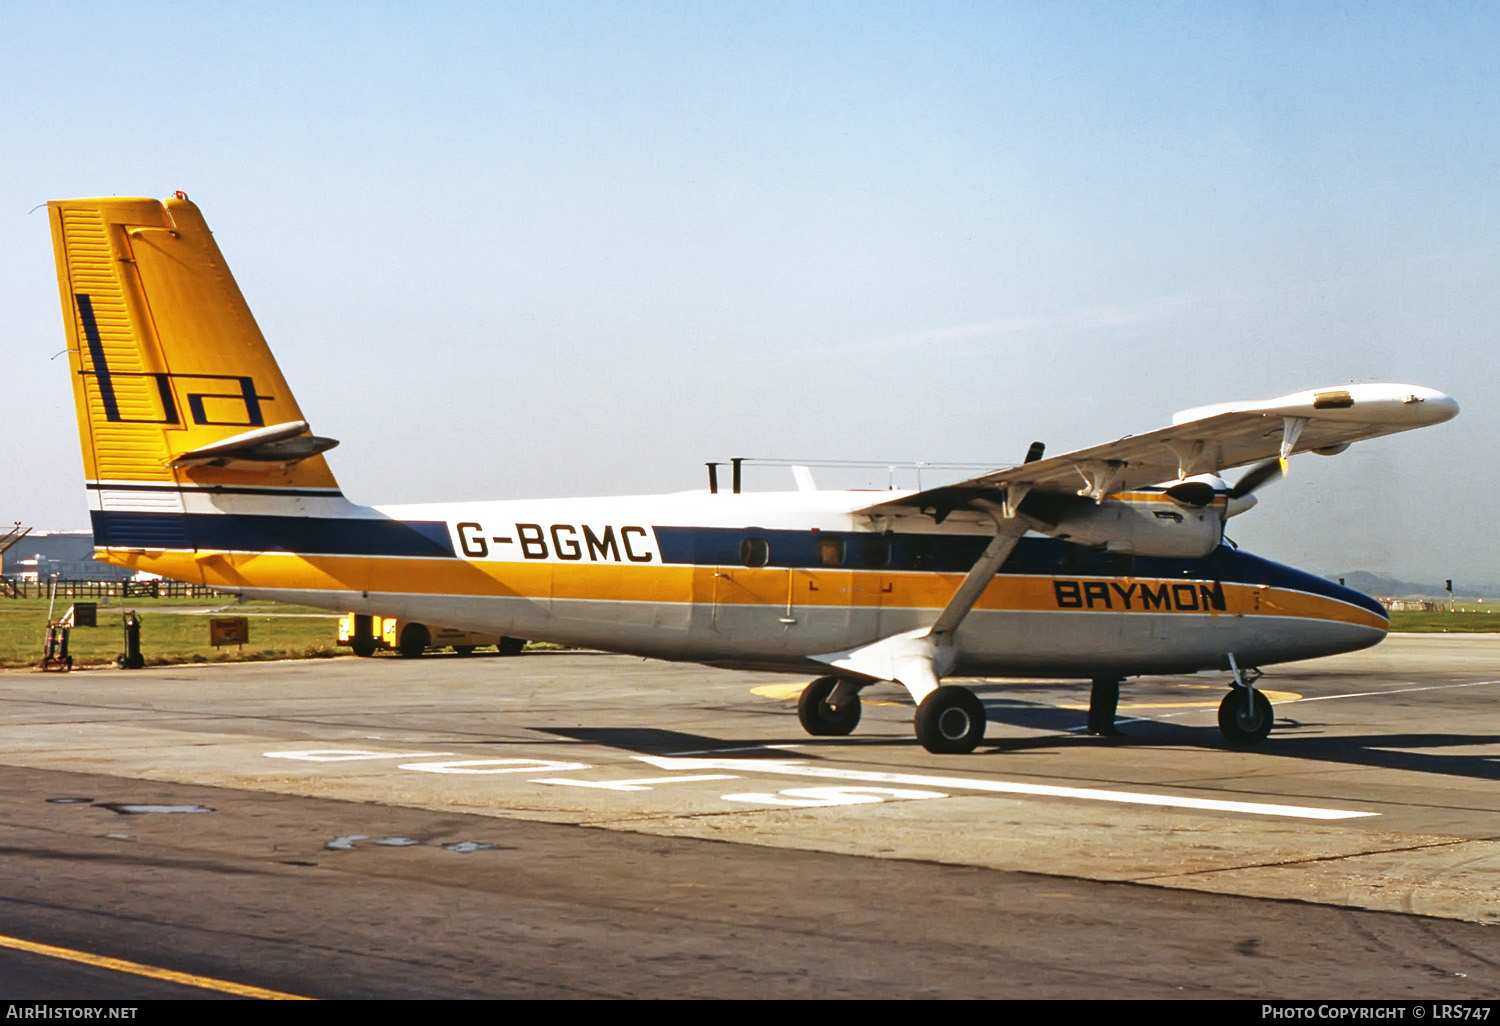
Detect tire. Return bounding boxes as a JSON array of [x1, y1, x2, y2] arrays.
[[452, 645, 475, 656], [797, 676, 862, 736], [398, 623, 430, 658], [350, 636, 376, 658], [914, 686, 987, 754], [498, 637, 526, 656], [1218, 688, 1274, 744]]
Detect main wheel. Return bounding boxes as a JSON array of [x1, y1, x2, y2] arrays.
[[915, 686, 987, 754], [398, 623, 430, 658], [452, 645, 475, 656], [797, 675, 862, 736], [1218, 688, 1274, 744], [350, 636, 377, 657], [498, 637, 526, 656]]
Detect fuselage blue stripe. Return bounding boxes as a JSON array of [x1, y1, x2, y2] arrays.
[[87, 483, 345, 498], [90, 512, 454, 558], [651, 527, 1384, 617], [86, 512, 1385, 619]]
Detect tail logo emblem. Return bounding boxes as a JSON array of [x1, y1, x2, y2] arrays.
[[76, 293, 271, 427]]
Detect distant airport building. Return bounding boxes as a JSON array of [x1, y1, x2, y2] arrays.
[[1380, 598, 1437, 612], [0, 530, 133, 583]]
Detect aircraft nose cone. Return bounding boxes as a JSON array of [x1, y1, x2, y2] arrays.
[[1399, 385, 1460, 424], [1422, 390, 1460, 423]]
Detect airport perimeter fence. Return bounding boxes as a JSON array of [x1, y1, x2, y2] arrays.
[[0, 579, 231, 600]]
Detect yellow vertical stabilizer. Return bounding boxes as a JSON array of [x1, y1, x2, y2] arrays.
[[49, 194, 339, 492]]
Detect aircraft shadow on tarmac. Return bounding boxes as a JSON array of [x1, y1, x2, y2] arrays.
[[535, 726, 806, 756], [419, 692, 1500, 783], [976, 692, 1500, 782]]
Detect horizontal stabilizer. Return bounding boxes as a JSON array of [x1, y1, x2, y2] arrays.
[[167, 420, 339, 468]]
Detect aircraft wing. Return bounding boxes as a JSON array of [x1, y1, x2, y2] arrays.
[[855, 383, 1458, 522]]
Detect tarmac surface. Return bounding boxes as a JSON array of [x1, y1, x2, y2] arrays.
[[3, 634, 1500, 999]]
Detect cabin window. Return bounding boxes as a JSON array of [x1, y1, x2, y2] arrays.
[[909, 536, 938, 571], [816, 536, 845, 566], [859, 534, 890, 568], [740, 537, 770, 567], [1062, 543, 1092, 574]]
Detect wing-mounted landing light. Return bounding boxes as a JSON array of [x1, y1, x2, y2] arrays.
[[167, 420, 340, 469]]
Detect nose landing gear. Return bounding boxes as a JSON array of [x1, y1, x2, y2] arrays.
[[1218, 654, 1272, 744]]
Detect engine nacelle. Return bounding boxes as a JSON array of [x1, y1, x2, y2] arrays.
[[1040, 498, 1224, 558]]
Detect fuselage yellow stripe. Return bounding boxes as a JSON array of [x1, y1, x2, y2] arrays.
[[96, 548, 1386, 629]]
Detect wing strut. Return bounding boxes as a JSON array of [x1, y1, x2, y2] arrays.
[[813, 497, 1024, 703]]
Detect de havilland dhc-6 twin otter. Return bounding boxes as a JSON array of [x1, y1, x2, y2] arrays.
[[48, 193, 1459, 753]]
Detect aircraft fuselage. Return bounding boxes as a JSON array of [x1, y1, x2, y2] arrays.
[[89, 486, 1386, 680]]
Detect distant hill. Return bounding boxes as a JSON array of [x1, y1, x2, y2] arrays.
[[1333, 571, 1500, 600]]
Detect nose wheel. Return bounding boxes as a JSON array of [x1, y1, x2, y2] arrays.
[[1218, 688, 1273, 743]]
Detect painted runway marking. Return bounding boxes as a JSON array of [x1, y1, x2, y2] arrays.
[[1128, 677, 1500, 726], [635, 756, 1377, 820], [534, 773, 739, 792], [260, 746, 1373, 818], [398, 758, 589, 774], [0, 932, 312, 1000], [265, 749, 455, 761], [1059, 687, 1301, 712], [751, 682, 905, 706], [722, 786, 946, 807], [1279, 678, 1500, 704]]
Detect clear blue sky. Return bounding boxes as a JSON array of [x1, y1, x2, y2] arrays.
[[3, 2, 1494, 584]]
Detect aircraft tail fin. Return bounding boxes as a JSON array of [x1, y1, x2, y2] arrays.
[[50, 194, 342, 554], [50, 193, 349, 575]]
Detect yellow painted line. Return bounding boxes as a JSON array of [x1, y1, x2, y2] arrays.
[[752, 683, 815, 699], [1056, 688, 1301, 711], [751, 683, 906, 706], [0, 933, 312, 1000]]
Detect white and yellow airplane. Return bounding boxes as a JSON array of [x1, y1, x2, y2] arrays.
[[48, 193, 1459, 753]]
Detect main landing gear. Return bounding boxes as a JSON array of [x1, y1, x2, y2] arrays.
[[914, 685, 986, 754], [1218, 655, 1273, 744], [797, 676, 863, 736], [795, 677, 987, 754]]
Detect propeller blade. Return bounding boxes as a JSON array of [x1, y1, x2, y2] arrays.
[[1230, 459, 1284, 500]]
